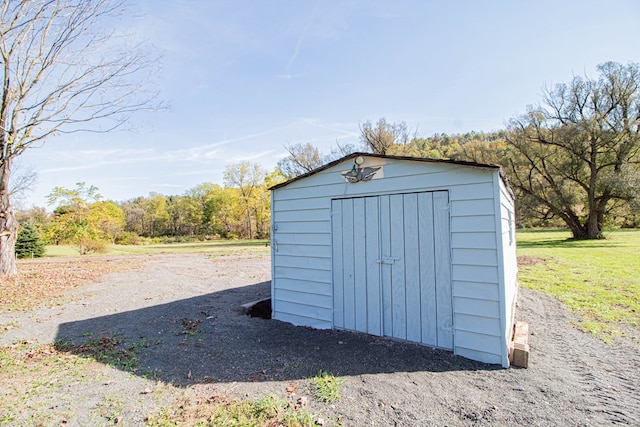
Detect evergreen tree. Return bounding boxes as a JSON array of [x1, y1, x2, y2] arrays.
[[15, 223, 45, 259]]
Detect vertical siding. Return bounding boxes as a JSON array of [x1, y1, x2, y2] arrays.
[[353, 198, 368, 332], [418, 193, 437, 346], [404, 193, 422, 343], [365, 197, 382, 336], [433, 191, 454, 349], [379, 196, 393, 337], [271, 157, 510, 366], [332, 191, 452, 348], [389, 194, 407, 339]]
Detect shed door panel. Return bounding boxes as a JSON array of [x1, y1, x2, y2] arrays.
[[364, 197, 382, 336], [332, 191, 452, 349]]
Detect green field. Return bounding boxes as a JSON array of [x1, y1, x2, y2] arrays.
[[517, 229, 640, 343]]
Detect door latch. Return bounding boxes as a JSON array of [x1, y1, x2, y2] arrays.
[[376, 256, 400, 265]]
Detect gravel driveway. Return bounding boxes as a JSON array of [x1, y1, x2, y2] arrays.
[[1, 252, 639, 426]]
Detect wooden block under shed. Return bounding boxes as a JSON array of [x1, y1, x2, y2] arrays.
[[513, 321, 529, 342], [509, 321, 530, 368], [510, 342, 530, 368]]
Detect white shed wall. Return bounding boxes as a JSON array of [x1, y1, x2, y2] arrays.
[[498, 177, 519, 366], [271, 156, 516, 366]]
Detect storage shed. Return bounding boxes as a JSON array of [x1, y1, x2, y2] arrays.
[[269, 153, 518, 367]]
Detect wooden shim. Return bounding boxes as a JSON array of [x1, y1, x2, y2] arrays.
[[509, 321, 530, 368]]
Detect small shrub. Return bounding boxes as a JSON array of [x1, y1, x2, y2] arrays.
[[162, 236, 185, 244], [15, 223, 46, 258], [76, 237, 107, 255], [114, 231, 142, 245]]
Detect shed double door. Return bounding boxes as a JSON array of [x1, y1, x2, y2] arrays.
[[331, 191, 453, 349]]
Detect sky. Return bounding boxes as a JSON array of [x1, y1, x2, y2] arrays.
[[16, 0, 640, 209]]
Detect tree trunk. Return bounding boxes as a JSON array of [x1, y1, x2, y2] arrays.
[[585, 149, 603, 239], [558, 208, 588, 240], [587, 210, 604, 239], [0, 159, 18, 275], [568, 223, 589, 240], [246, 210, 253, 239], [568, 220, 602, 240]]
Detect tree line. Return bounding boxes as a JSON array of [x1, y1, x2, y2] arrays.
[[16, 61, 640, 256], [16, 163, 284, 256], [1, 0, 637, 274], [277, 62, 640, 239]]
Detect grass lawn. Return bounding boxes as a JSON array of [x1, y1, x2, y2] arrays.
[[517, 229, 640, 343], [44, 239, 271, 257]]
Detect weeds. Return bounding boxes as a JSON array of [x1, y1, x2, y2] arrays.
[[311, 370, 344, 403], [146, 393, 317, 427], [0, 341, 84, 375], [55, 334, 148, 373], [0, 342, 89, 424], [0, 321, 20, 334], [0, 339, 168, 426], [179, 318, 202, 336], [92, 395, 125, 424]]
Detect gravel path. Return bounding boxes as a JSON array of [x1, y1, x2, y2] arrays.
[[1, 252, 639, 426]]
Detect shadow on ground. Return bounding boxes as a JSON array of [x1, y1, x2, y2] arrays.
[[55, 281, 497, 386]]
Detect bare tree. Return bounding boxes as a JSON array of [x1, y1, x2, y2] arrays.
[[9, 160, 37, 207], [277, 141, 360, 180], [329, 140, 358, 159], [359, 118, 410, 155], [0, 0, 161, 274], [277, 143, 325, 179]]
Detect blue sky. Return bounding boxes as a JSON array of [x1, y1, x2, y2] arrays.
[[17, 0, 640, 208]]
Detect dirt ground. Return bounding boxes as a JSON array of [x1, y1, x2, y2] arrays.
[[1, 252, 639, 426]]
